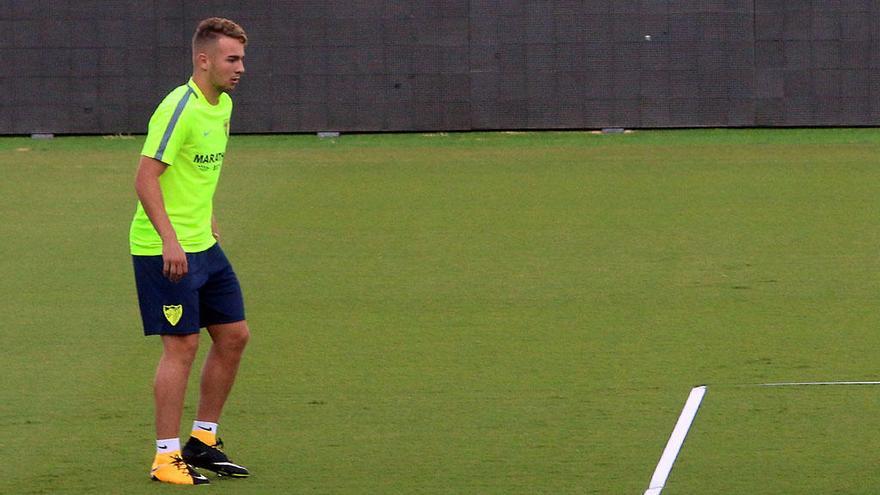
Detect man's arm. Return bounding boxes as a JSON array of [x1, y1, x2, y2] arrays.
[[211, 214, 220, 243], [134, 155, 188, 282]]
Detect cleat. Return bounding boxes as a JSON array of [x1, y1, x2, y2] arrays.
[[183, 436, 250, 478], [150, 453, 210, 485]]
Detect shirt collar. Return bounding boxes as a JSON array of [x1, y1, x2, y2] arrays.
[[186, 78, 225, 107], [187, 77, 206, 101]]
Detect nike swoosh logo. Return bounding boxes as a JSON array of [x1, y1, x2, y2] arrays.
[[198, 426, 213, 431], [158, 444, 167, 449]]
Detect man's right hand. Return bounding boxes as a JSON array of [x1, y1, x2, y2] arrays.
[[136, 155, 188, 282], [162, 240, 188, 282]]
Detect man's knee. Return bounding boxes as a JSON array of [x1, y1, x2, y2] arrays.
[[161, 334, 200, 363], [210, 321, 250, 353], [225, 327, 250, 353]]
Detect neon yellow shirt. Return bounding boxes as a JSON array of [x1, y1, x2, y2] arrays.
[[130, 78, 232, 255]]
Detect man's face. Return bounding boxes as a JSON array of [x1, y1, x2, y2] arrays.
[[204, 36, 245, 93]]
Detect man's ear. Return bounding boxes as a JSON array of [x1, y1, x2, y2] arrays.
[[195, 52, 209, 71]]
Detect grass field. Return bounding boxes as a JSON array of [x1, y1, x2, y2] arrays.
[[2, 129, 880, 494]]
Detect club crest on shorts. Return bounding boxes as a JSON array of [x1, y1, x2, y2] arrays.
[[163, 305, 183, 326]]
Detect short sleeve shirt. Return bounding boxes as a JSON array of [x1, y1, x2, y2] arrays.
[[130, 78, 233, 255]]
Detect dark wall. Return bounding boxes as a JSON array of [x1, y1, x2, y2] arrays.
[[1, 0, 879, 134]]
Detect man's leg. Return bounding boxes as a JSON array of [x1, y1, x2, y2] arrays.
[[182, 320, 251, 478], [151, 333, 210, 485], [155, 333, 200, 438], [197, 320, 250, 422]]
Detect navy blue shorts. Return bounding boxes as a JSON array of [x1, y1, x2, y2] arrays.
[[132, 243, 245, 336]]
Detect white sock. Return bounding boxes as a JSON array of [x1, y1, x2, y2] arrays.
[[193, 420, 218, 435], [156, 438, 180, 454]]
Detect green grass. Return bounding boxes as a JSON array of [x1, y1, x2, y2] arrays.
[[2, 129, 880, 493]]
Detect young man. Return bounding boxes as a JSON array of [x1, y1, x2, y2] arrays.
[[130, 17, 250, 485]]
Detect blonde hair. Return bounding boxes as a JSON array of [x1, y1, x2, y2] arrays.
[[192, 17, 248, 52]]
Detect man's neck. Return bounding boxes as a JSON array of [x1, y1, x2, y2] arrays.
[[191, 74, 220, 105]]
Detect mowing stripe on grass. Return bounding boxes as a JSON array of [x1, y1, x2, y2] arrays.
[[757, 381, 880, 387], [644, 386, 707, 495]]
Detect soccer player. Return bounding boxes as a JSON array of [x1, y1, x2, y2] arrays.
[[130, 17, 250, 485]]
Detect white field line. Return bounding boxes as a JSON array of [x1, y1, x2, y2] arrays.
[[643, 381, 880, 494], [643, 386, 707, 495]]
